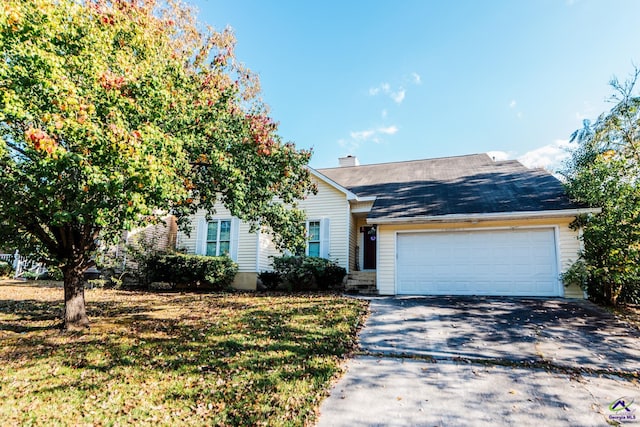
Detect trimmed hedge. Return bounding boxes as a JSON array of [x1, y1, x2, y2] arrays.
[[145, 253, 238, 291], [272, 256, 346, 291]]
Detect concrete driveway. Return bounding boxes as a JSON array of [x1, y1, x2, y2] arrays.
[[317, 297, 640, 426]]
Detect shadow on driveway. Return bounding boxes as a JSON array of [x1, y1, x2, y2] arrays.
[[317, 297, 640, 427], [360, 296, 640, 373]]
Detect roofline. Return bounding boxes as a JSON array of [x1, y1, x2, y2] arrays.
[[351, 196, 377, 202], [308, 167, 359, 201], [366, 208, 602, 225], [316, 152, 492, 171]]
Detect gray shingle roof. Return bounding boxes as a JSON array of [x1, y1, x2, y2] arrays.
[[316, 153, 581, 221]]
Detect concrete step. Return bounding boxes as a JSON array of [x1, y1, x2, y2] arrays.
[[347, 280, 375, 286]]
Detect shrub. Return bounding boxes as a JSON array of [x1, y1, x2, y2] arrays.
[[273, 256, 313, 290], [562, 258, 640, 305], [561, 260, 588, 291], [257, 271, 282, 291], [22, 271, 43, 280], [145, 253, 238, 291], [44, 265, 63, 281], [0, 261, 12, 278], [317, 263, 347, 290], [272, 256, 346, 291]]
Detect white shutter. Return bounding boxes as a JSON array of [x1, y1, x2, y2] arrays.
[[320, 217, 330, 258], [194, 217, 207, 255], [230, 217, 240, 262]]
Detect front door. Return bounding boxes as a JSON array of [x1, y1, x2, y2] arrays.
[[363, 226, 377, 270]]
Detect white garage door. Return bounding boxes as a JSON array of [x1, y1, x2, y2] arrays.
[[396, 228, 560, 296]]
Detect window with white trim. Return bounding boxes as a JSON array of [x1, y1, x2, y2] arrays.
[[307, 220, 321, 257], [206, 219, 231, 256]]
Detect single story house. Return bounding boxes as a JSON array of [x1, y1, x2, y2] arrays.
[[176, 153, 597, 298]]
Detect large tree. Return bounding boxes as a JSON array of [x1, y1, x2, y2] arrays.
[[562, 70, 640, 305], [0, 0, 315, 328]]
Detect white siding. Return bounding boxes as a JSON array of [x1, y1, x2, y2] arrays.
[[236, 225, 258, 274], [175, 203, 257, 273], [557, 220, 583, 298], [558, 221, 580, 273], [377, 226, 396, 295], [257, 229, 275, 272], [178, 177, 351, 273], [261, 177, 351, 269], [296, 178, 350, 268]]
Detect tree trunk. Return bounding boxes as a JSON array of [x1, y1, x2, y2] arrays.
[[63, 264, 90, 329], [604, 281, 622, 306]]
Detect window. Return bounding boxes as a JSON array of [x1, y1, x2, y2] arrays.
[[307, 220, 321, 257], [206, 219, 231, 256]]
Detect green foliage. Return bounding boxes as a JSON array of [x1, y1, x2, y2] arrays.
[[562, 69, 640, 305], [272, 256, 347, 291], [145, 253, 238, 291], [0, 261, 13, 277], [44, 265, 63, 281], [319, 263, 348, 290], [0, 0, 315, 325], [257, 270, 282, 290], [22, 271, 43, 280], [561, 260, 588, 291]]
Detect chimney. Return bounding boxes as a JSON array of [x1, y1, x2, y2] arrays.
[[338, 155, 359, 167]]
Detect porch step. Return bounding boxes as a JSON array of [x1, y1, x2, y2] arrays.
[[345, 271, 378, 295]]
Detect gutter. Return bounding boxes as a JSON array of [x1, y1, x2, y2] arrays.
[[366, 208, 602, 225]]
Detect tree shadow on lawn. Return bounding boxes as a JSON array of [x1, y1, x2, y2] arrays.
[[0, 279, 64, 289], [0, 293, 361, 406], [0, 298, 158, 333]]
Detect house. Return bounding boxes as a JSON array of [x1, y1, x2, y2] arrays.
[[176, 153, 597, 297], [109, 214, 178, 271]]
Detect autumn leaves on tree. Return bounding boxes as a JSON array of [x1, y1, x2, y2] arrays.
[[0, 0, 315, 328]]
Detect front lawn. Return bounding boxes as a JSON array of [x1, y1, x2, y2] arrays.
[[0, 281, 368, 426]]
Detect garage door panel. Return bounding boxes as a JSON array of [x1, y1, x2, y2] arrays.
[[396, 229, 560, 296]]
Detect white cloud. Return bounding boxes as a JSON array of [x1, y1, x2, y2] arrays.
[[517, 140, 573, 171], [369, 82, 406, 104], [508, 99, 523, 118], [411, 72, 422, 85], [390, 88, 405, 104], [340, 125, 399, 152], [338, 138, 361, 154], [486, 150, 512, 161], [350, 129, 375, 141], [381, 109, 388, 119], [488, 141, 575, 172], [378, 125, 398, 135]]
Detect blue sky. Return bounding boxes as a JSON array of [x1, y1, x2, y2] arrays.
[[188, 0, 640, 170]]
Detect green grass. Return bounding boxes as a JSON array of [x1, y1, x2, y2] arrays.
[[0, 281, 368, 426]]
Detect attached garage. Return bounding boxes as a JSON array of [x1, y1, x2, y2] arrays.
[[396, 228, 561, 297]]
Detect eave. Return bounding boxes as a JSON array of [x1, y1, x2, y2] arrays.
[[308, 167, 375, 202], [367, 208, 602, 225]]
